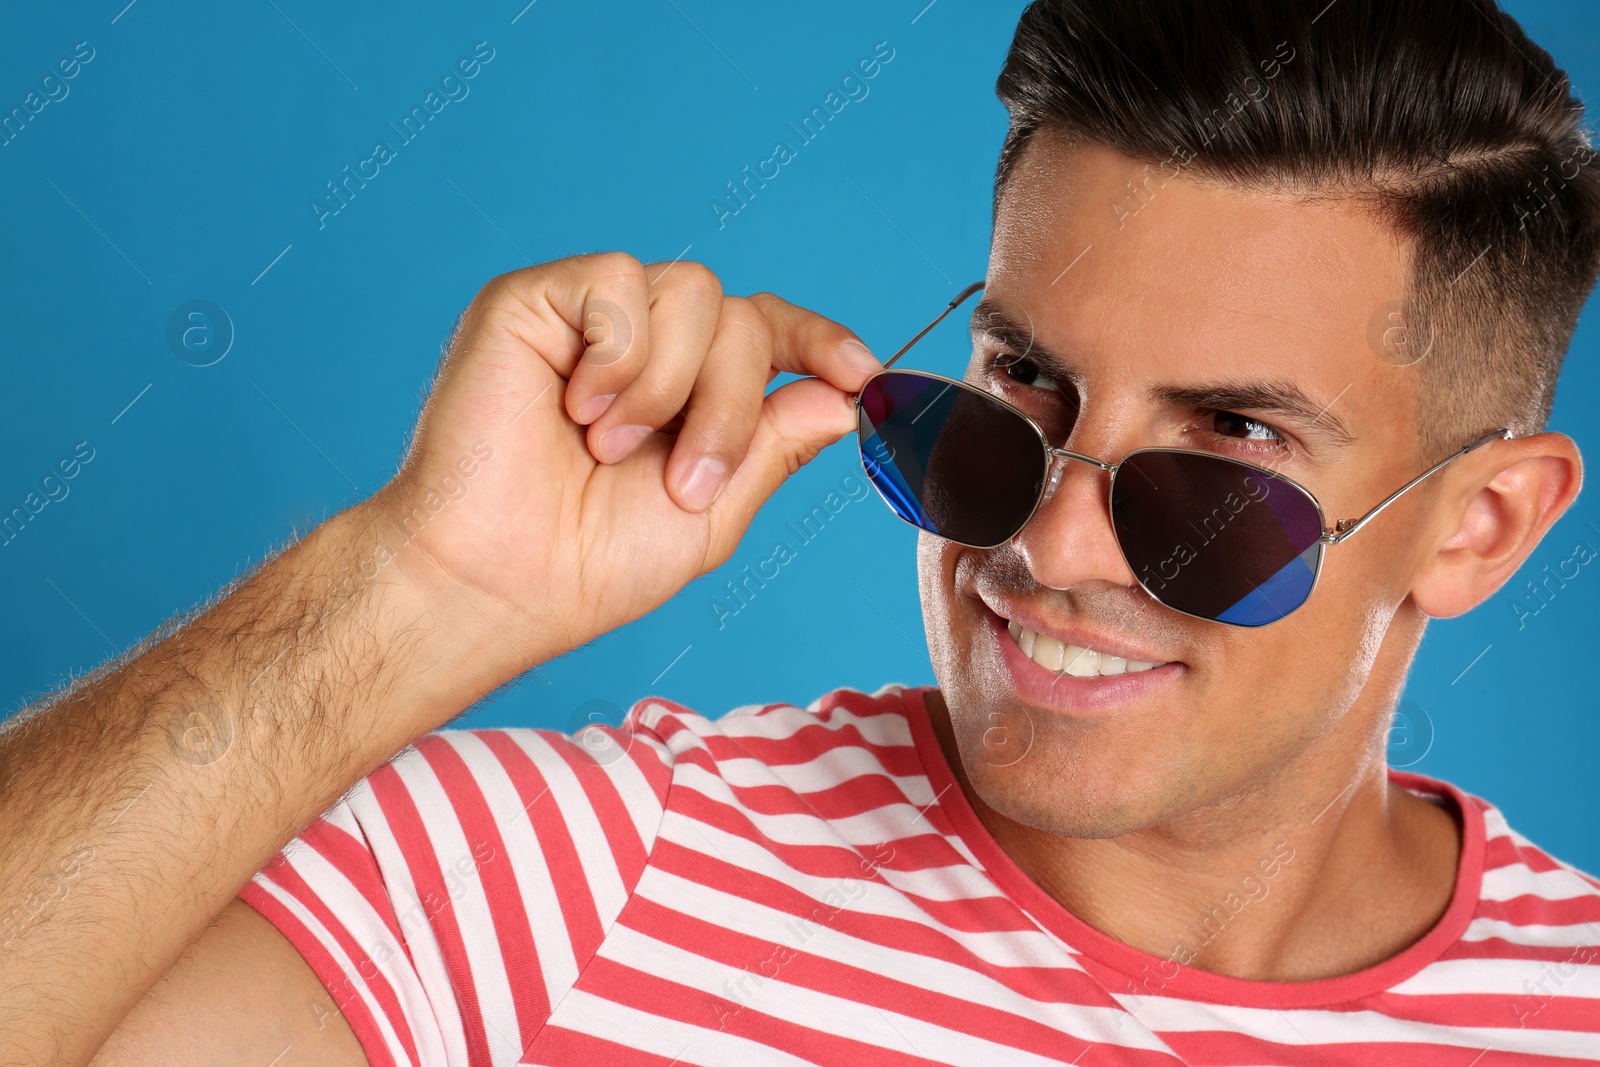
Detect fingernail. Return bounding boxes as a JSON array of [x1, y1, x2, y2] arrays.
[[678, 455, 729, 510], [575, 392, 616, 424], [596, 423, 652, 464], [839, 339, 881, 376]]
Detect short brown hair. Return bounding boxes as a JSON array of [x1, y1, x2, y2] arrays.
[[995, 0, 1600, 459]]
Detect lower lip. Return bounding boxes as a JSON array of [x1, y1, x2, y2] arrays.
[[982, 604, 1181, 714]]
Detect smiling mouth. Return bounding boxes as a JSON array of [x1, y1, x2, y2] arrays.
[[1004, 619, 1168, 677]]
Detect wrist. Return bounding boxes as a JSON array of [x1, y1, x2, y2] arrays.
[[328, 494, 553, 732]]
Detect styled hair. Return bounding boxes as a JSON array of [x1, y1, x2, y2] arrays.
[[995, 0, 1600, 459]]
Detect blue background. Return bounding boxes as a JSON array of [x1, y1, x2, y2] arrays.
[[2, 1, 1595, 874]]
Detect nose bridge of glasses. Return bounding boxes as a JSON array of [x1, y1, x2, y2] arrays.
[[1037, 446, 1117, 505], [1046, 445, 1116, 473]]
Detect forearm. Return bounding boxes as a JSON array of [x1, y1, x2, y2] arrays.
[[0, 499, 517, 1066]]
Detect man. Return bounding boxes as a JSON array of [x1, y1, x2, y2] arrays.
[[3, 0, 1597, 1062]]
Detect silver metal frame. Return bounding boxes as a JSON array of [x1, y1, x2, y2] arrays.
[[849, 280, 1511, 626]]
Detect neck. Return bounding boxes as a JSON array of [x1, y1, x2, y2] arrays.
[[923, 688, 1462, 982]]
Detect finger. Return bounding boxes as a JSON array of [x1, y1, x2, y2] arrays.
[[746, 291, 882, 394], [476, 252, 655, 409], [662, 295, 772, 511], [584, 260, 723, 465], [549, 253, 654, 431], [702, 375, 861, 564]]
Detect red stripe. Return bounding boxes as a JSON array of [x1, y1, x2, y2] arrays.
[[1441, 935, 1600, 965], [420, 736, 551, 1048], [264, 858, 424, 1067], [300, 816, 410, 958], [369, 754, 495, 1067], [545, 727, 657, 885]]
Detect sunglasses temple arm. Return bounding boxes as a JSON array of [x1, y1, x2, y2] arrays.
[[848, 280, 988, 405], [1322, 427, 1511, 545]]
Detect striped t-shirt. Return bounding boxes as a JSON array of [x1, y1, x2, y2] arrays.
[[241, 683, 1600, 1065]]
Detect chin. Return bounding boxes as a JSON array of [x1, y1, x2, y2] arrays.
[[944, 692, 1204, 840]]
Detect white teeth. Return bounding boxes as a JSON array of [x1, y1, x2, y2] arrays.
[[1063, 646, 1099, 678], [1005, 619, 1164, 677]]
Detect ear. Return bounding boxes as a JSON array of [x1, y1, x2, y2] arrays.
[[1411, 431, 1584, 619]]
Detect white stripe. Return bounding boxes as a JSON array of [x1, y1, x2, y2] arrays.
[[1481, 861, 1600, 902], [1128, 995, 1600, 1056], [1390, 955, 1600, 997], [390, 747, 525, 1060], [1461, 915, 1600, 948]]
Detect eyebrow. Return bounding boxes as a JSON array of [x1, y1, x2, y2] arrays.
[[968, 297, 1357, 451]]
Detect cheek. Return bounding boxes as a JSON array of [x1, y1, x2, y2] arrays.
[[1307, 545, 1401, 682], [916, 535, 962, 649], [1216, 574, 1388, 749], [919, 538, 1008, 701]]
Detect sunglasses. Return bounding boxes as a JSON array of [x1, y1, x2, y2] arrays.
[[851, 281, 1510, 627]]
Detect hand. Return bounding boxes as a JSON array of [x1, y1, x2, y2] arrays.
[[365, 251, 882, 677]]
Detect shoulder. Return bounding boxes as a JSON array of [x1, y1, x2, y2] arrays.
[[620, 682, 926, 782], [323, 682, 923, 863], [1396, 770, 1600, 968], [349, 716, 678, 871], [239, 684, 925, 1062], [628, 681, 919, 744], [1469, 790, 1600, 953]]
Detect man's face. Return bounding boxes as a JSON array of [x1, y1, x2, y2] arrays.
[[921, 134, 1440, 838]]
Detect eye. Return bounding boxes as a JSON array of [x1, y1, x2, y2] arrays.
[[1210, 410, 1286, 446], [992, 352, 1063, 393], [1212, 410, 1279, 441]]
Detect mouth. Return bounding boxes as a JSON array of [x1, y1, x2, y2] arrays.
[[1004, 617, 1166, 677], [975, 596, 1183, 713]]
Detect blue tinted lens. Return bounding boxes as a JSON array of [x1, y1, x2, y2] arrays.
[[857, 371, 1047, 546], [1111, 451, 1325, 626]]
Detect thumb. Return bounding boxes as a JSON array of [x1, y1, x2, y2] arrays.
[[703, 375, 862, 561]]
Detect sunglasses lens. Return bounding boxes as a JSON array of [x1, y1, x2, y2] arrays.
[[1111, 452, 1324, 626], [858, 371, 1047, 546]]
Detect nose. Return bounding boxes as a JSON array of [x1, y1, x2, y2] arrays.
[[1009, 445, 1138, 592]]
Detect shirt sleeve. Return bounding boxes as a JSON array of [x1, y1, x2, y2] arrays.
[[238, 720, 674, 1067]]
